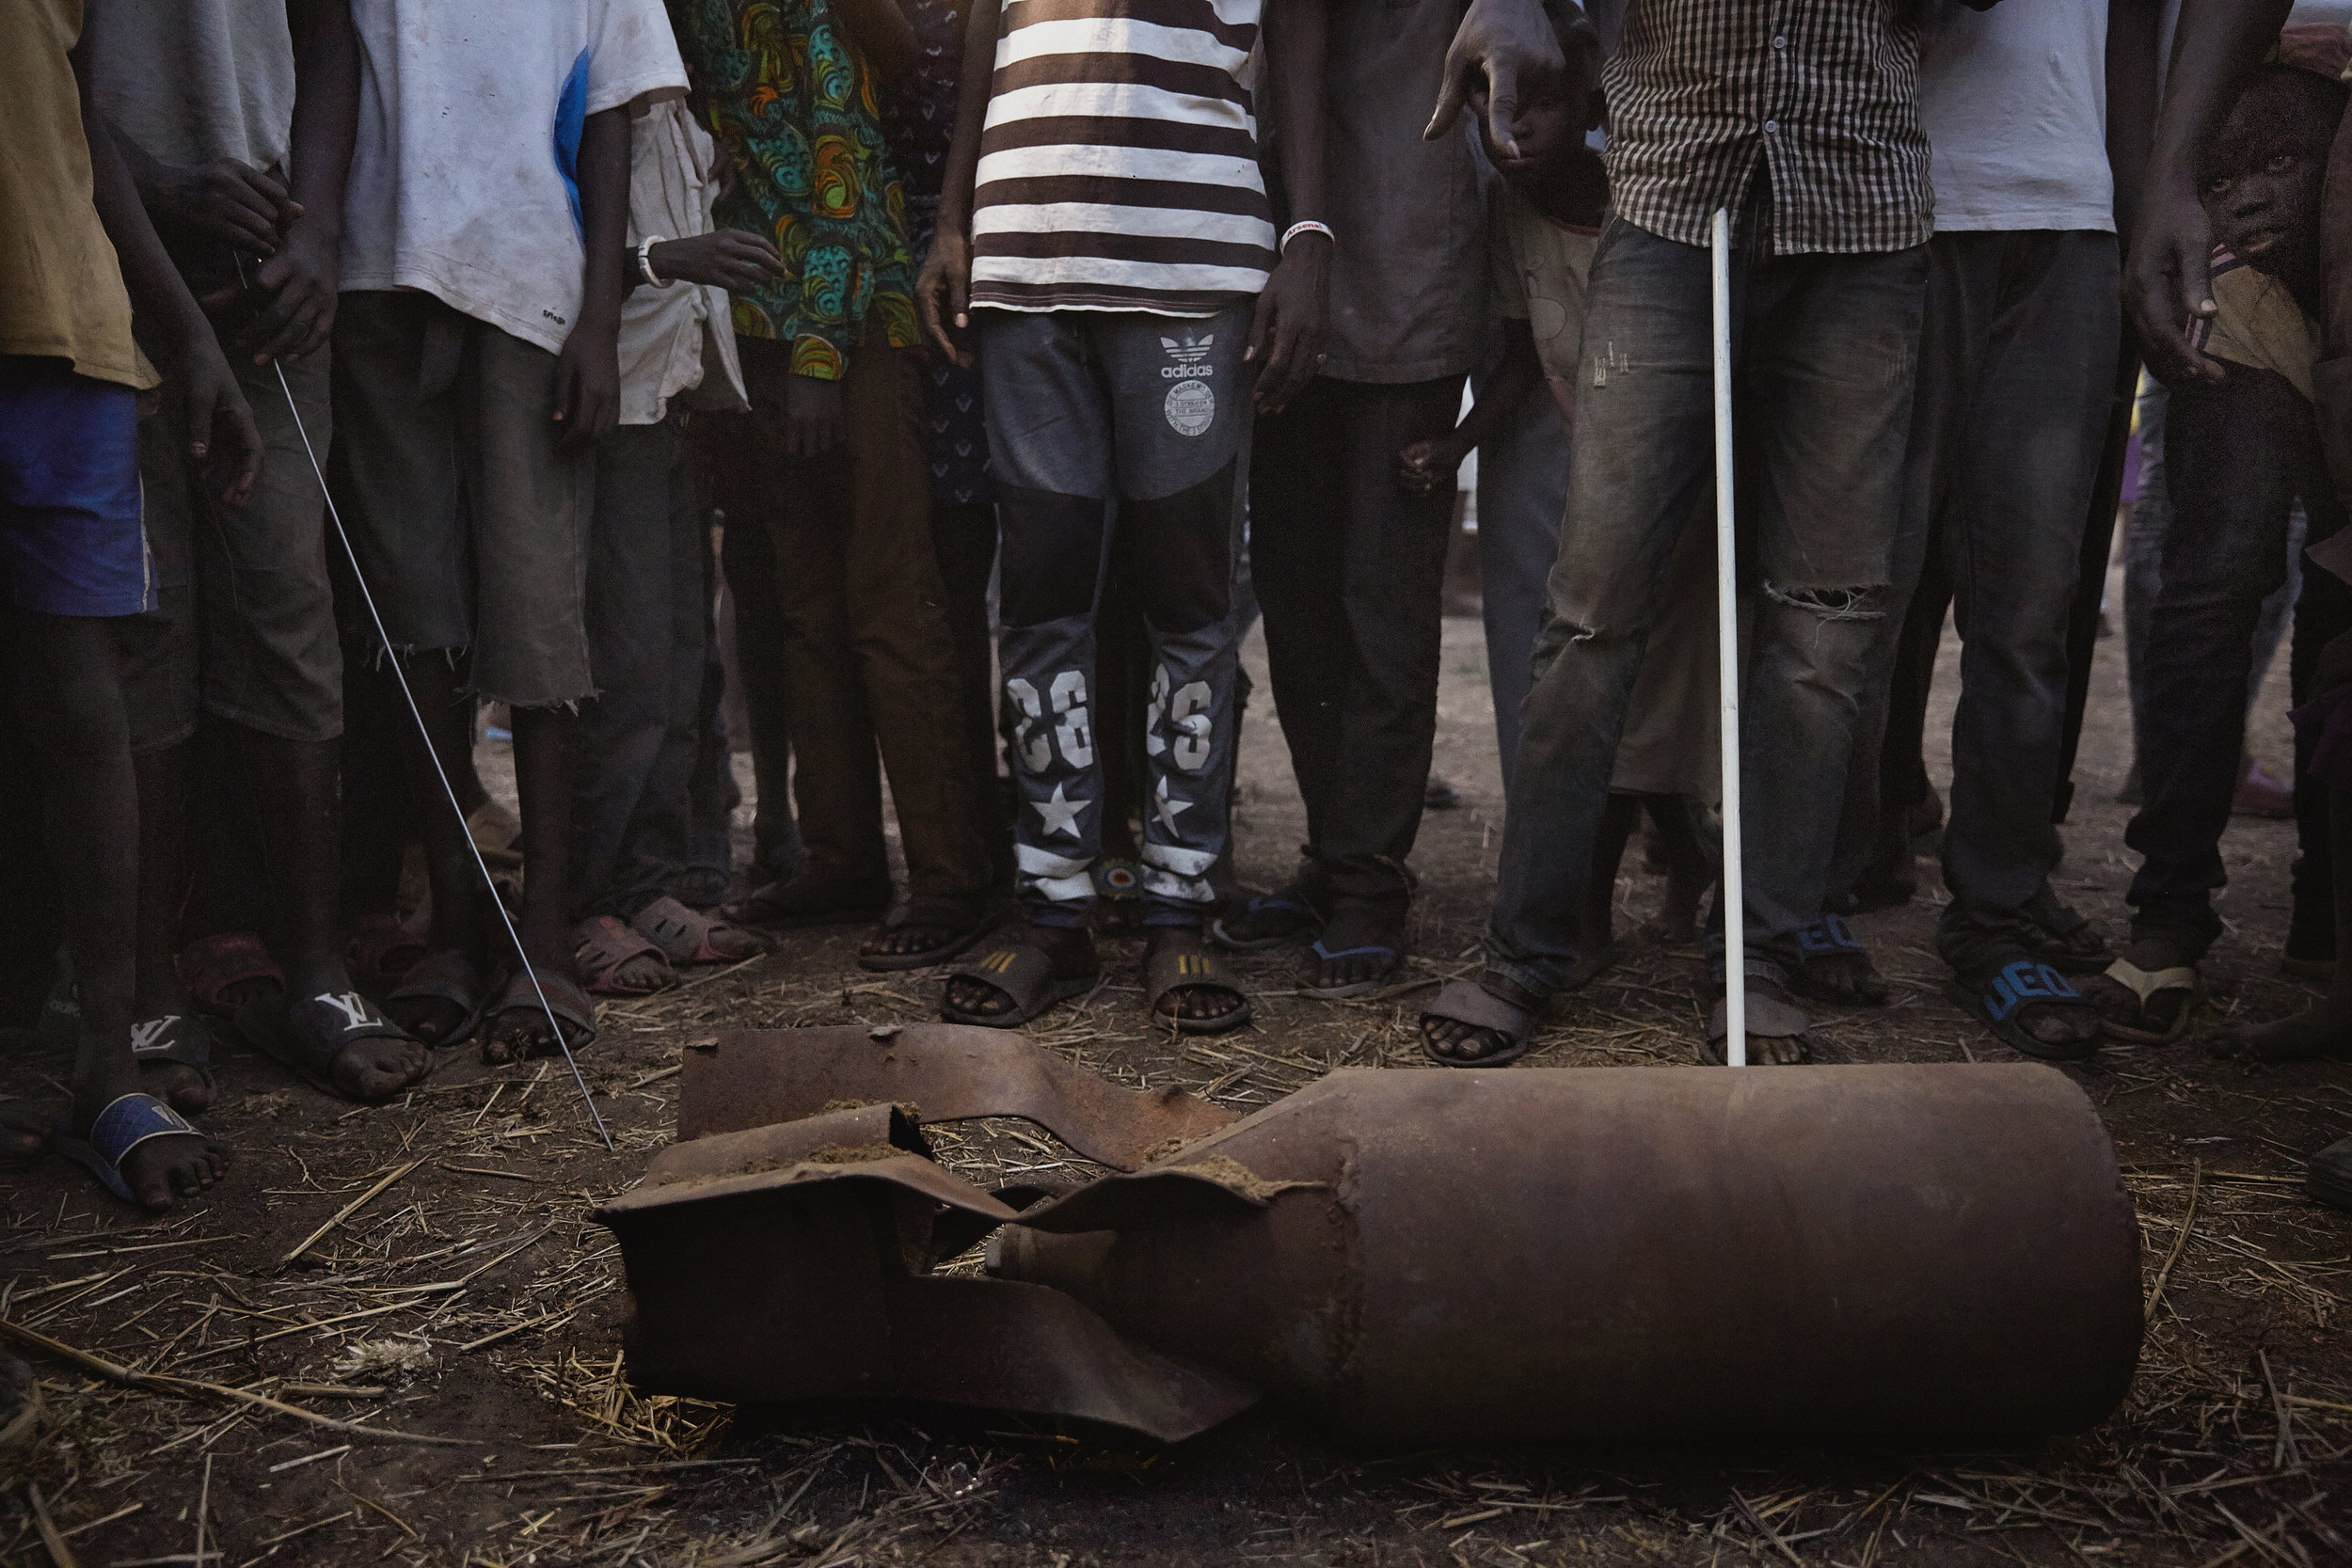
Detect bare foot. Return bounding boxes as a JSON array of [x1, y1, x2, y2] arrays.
[[0, 1101, 58, 1162], [1303, 899, 1405, 993], [2212, 1001, 2352, 1064]]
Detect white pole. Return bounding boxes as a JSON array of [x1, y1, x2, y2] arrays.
[[1709, 207, 1746, 1069]]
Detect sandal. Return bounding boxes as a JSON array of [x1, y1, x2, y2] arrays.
[[941, 939, 1102, 1028], [632, 895, 771, 966], [1299, 940, 1403, 1000], [181, 931, 283, 1018], [2090, 957, 2201, 1045], [348, 911, 426, 997], [55, 1093, 204, 1207], [1145, 930, 1252, 1035], [2019, 887, 2114, 974], [857, 896, 982, 973], [128, 1015, 215, 1112], [1700, 982, 1815, 1065], [1961, 956, 2101, 1061], [573, 915, 676, 997], [1420, 978, 1534, 1068], [1786, 916, 1891, 1007], [482, 967, 598, 1064], [1212, 884, 1326, 952], [721, 874, 892, 929], [386, 949, 490, 1047], [237, 989, 432, 1101]]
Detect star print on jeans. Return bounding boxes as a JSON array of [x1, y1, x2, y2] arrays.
[[1153, 776, 1193, 833], [1032, 783, 1090, 838]]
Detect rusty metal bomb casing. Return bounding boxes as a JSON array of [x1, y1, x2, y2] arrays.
[[992, 1063, 2142, 1444]]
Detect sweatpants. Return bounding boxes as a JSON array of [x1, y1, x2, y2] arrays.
[[976, 306, 1253, 924]]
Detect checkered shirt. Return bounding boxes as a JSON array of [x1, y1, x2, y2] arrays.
[[1602, 0, 1934, 255]]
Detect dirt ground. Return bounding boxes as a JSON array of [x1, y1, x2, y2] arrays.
[[0, 558, 2347, 1568]]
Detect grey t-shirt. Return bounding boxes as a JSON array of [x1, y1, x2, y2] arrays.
[[1916, 0, 2114, 233], [87, 0, 297, 173], [1319, 0, 1488, 384]]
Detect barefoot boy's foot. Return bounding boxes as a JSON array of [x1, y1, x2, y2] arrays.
[[2212, 1000, 2352, 1064]]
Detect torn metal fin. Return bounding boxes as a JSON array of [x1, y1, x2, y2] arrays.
[[595, 1100, 1258, 1443], [675, 1024, 1235, 1169]]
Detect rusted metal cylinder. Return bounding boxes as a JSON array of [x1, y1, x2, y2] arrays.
[[993, 1064, 2141, 1444]]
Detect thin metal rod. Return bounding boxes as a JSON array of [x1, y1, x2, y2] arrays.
[[1709, 207, 1746, 1069], [245, 276, 612, 1147]]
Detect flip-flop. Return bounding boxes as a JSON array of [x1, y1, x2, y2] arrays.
[[181, 932, 283, 1018], [55, 1093, 199, 1206], [721, 875, 893, 930], [1146, 937, 1252, 1035], [1699, 986, 1816, 1065], [2095, 957, 2201, 1045], [857, 897, 982, 974], [573, 915, 675, 997], [1297, 941, 1403, 1000], [1420, 978, 1534, 1068], [386, 949, 490, 1047], [128, 1014, 215, 1104], [1962, 957, 2101, 1061], [941, 942, 1101, 1028], [237, 990, 430, 1101], [482, 967, 599, 1063], [633, 895, 772, 966], [1212, 888, 1326, 952], [348, 911, 426, 996], [1786, 915, 1892, 1006]]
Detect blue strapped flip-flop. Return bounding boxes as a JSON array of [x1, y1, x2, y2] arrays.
[[56, 1093, 199, 1205], [1212, 889, 1326, 953], [1787, 915, 1892, 1007], [1299, 940, 1404, 1000], [1968, 957, 2100, 1061]]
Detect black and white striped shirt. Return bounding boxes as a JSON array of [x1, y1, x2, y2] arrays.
[[1603, 0, 1933, 256], [967, 0, 1275, 316]]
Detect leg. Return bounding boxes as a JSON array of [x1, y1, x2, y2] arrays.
[[715, 490, 803, 885], [328, 293, 485, 1044], [1933, 234, 2120, 1051], [460, 319, 599, 1062], [1476, 377, 1573, 788], [14, 614, 227, 1202], [2217, 792, 2352, 1061], [932, 499, 1010, 889], [1429, 221, 1720, 1060], [2289, 500, 2352, 973], [1101, 307, 1258, 1026], [835, 344, 994, 961], [2122, 378, 2169, 770], [945, 311, 1121, 1022]]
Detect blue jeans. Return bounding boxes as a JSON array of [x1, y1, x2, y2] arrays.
[[1476, 381, 1571, 789], [1484, 213, 1926, 998]]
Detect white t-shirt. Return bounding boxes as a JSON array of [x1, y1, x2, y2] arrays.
[[619, 98, 745, 426], [1916, 0, 2114, 233], [87, 0, 297, 172], [341, 0, 689, 355]]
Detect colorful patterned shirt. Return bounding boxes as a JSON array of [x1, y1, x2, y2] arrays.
[[675, 0, 917, 378]]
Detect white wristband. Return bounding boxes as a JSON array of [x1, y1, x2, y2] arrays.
[[638, 236, 673, 288], [1280, 220, 1334, 254]]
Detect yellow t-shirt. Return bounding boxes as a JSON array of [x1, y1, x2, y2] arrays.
[[0, 0, 157, 389]]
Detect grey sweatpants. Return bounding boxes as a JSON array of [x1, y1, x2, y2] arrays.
[[976, 305, 1253, 919]]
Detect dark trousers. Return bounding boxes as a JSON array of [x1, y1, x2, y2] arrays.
[[1250, 373, 1465, 908], [2128, 361, 2352, 950], [573, 417, 710, 921], [700, 339, 992, 904], [1833, 232, 2121, 957], [1485, 213, 1926, 998]]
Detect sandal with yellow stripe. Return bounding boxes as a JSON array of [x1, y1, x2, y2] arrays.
[[1145, 927, 1251, 1036], [941, 935, 1103, 1028]]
